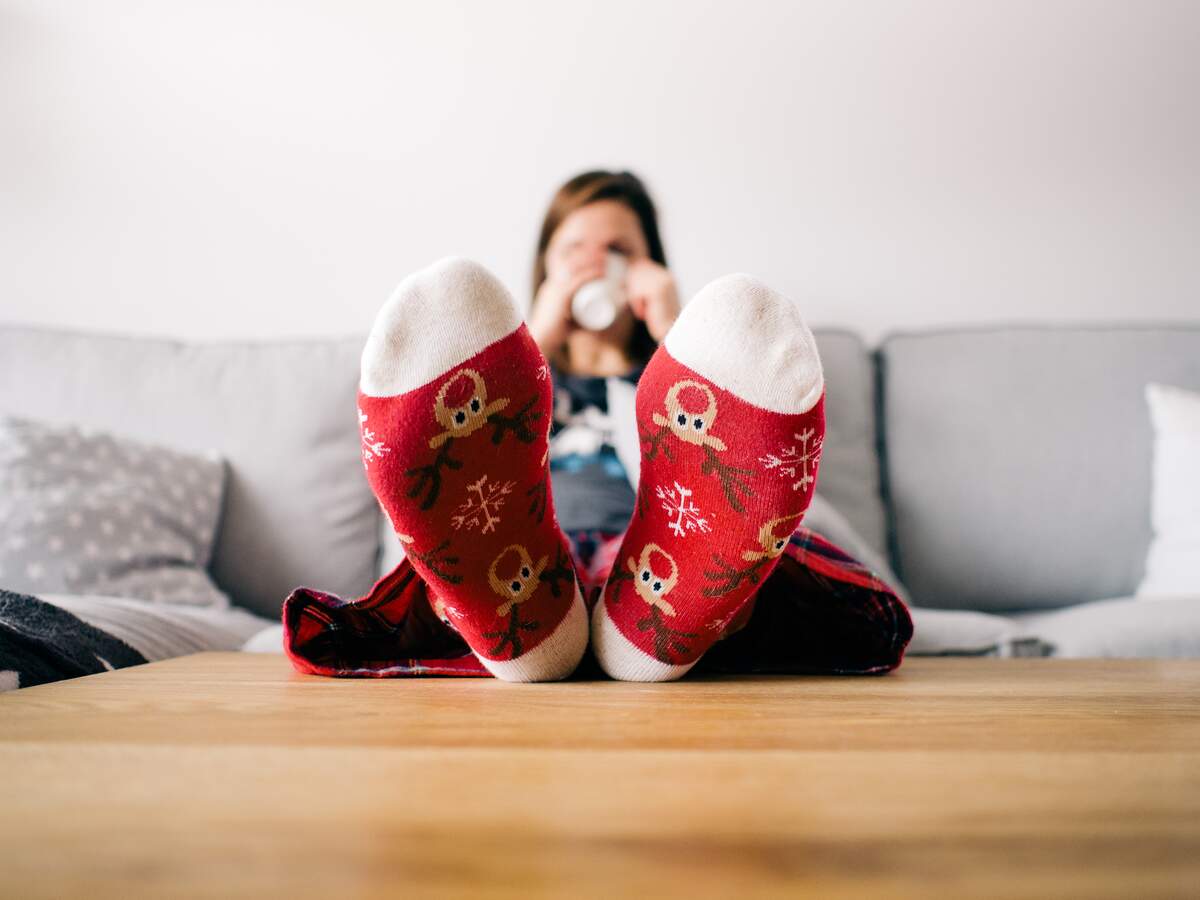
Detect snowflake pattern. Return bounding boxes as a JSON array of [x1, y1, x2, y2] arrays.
[[359, 409, 391, 466], [655, 481, 712, 538], [759, 428, 823, 493], [705, 612, 735, 634], [451, 475, 515, 534]]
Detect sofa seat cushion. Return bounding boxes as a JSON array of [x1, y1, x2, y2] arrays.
[[1012, 595, 1200, 658], [906, 607, 1032, 657]]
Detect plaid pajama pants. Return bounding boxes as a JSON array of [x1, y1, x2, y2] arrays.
[[282, 526, 913, 678]]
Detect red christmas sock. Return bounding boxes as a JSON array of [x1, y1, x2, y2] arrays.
[[358, 258, 587, 682], [591, 275, 826, 681]]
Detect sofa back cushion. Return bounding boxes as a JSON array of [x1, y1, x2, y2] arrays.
[[1, 325, 888, 617], [0, 326, 378, 618], [880, 326, 1200, 610], [810, 330, 888, 560]]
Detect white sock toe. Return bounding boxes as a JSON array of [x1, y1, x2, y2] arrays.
[[590, 600, 695, 682], [663, 274, 824, 414], [482, 585, 589, 683], [360, 257, 523, 398]]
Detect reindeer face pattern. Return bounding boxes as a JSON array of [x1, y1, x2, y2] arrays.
[[640, 378, 753, 512], [487, 543, 548, 617], [429, 369, 510, 449], [652, 380, 727, 451], [742, 514, 803, 562], [431, 595, 462, 625], [626, 543, 680, 616]]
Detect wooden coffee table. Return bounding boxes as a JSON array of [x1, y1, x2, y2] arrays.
[[2, 654, 1198, 898]]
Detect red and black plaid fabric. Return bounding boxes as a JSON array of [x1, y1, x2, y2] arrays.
[[282, 526, 912, 679]]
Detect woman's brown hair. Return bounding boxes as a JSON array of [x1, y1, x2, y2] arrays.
[[532, 170, 666, 366]]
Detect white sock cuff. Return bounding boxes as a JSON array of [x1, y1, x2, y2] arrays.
[[360, 257, 523, 398], [664, 274, 824, 415]]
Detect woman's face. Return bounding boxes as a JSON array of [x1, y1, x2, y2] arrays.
[[543, 199, 650, 281]]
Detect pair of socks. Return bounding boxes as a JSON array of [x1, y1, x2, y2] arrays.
[[359, 258, 825, 682]]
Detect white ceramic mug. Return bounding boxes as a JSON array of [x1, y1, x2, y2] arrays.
[[571, 252, 628, 331]]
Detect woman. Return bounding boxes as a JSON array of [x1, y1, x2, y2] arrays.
[[529, 171, 678, 539], [281, 170, 911, 682]]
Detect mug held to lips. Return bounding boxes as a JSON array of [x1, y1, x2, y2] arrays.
[[571, 252, 628, 331]]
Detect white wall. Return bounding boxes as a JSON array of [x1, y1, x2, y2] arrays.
[[2, 0, 1197, 344]]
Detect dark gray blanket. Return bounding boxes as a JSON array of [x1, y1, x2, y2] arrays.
[[0, 589, 146, 691]]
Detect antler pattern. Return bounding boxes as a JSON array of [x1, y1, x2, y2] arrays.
[[404, 440, 463, 510], [483, 607, 541, 658], [607, 565, 634, 605], [636, 605, 698, 663], [702, 514, 802, 596], [700, 444, 753, 513], [526, 468, 549, 523], [540, 543, 576, 599], [489, 395, 543, 445], [702, 552, 770, 597], [409, 538, 463, 585], [639, 419, 674, 462]]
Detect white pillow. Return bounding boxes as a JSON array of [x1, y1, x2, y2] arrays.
[[906, 607, 1027, 657], [1138, 383, 1200, 597]]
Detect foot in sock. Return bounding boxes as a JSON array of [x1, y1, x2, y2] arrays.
[[358, 257, 588, 682], [591, 274, 826, 681]]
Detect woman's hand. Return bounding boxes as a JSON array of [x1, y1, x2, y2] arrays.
[[528, 259, 606, 357], [624, 258, 680, 343]]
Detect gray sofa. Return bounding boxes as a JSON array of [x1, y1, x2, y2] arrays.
[[2, 321, 1198, 658]]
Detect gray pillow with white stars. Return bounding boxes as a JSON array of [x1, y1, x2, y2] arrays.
[[0, 416, 230, 607]]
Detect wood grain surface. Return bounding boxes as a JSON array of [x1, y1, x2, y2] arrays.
[[1, 653, 1198, 898]]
